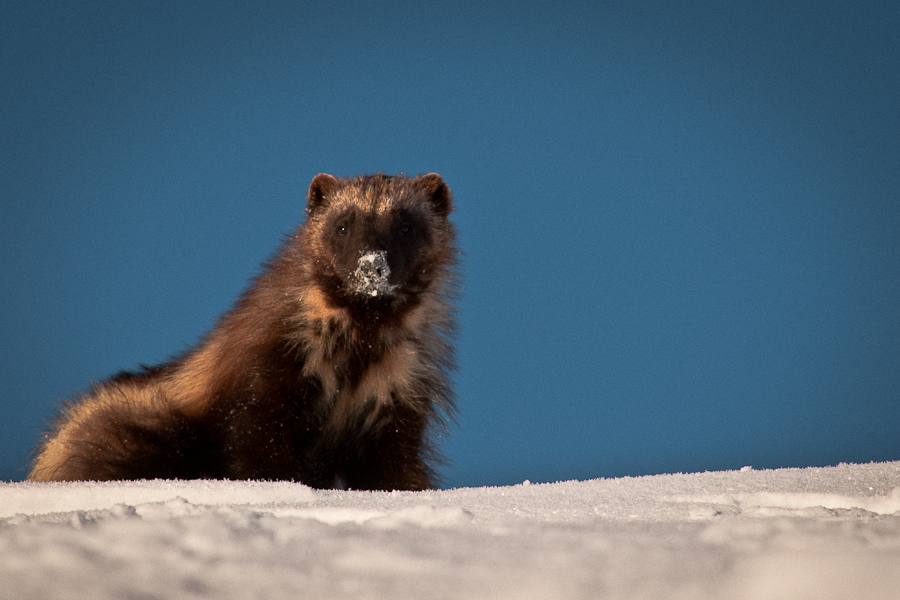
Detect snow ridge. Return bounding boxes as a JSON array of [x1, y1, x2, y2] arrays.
[[2, 462, 900, 599]]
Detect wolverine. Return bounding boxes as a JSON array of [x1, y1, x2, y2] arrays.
[[29, 173, 459, 490]]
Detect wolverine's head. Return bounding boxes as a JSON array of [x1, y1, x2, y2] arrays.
[[301, 173, 455, 318]]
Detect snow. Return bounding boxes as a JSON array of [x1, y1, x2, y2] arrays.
[[3, 462, 900, 599]]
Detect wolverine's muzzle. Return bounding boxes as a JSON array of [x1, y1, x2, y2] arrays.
[[353, 251, 396, 297]]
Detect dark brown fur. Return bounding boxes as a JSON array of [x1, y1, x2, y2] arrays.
[[29, 173, 459, 490]]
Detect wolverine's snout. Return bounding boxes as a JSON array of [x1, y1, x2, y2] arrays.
[[353, 251, 395, 297]]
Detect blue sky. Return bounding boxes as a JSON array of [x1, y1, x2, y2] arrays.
[[2, 1, 899, 486]]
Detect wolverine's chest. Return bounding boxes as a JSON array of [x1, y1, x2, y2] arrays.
[[295, 327, 423, 428]]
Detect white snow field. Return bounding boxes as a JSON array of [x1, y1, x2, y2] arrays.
[[2, 462, 900, 599]]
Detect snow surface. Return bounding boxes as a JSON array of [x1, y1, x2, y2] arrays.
[[3, 462, 900, 599]]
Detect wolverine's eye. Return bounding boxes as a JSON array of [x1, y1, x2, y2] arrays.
[[400, 224, 411, 234], [337, 224, 348, 236]]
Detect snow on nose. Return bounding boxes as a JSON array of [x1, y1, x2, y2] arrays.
[[353, 251, 396, 297]]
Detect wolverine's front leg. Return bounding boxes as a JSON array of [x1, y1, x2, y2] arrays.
[[335, 407, 434, 491]]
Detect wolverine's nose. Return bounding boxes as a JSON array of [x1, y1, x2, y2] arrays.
[[353, 251, 396, 297], [360, 252, 389, 280]]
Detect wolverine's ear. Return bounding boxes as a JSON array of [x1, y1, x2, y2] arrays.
[[419, 173, 452, 218], [307, 174, 340, 214]]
